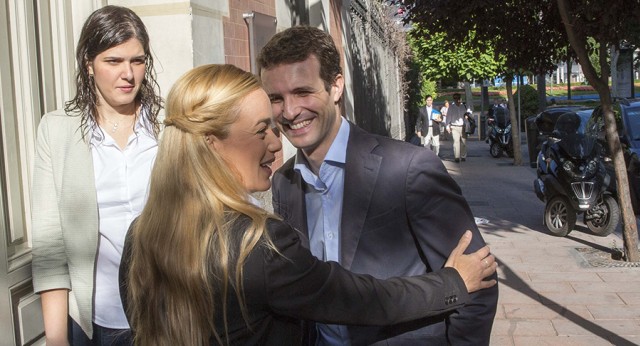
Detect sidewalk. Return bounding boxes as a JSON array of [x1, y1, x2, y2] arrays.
[[437, 136, 640, 346]]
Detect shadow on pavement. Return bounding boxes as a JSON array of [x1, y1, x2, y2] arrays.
[[498, 259, 638, 345]]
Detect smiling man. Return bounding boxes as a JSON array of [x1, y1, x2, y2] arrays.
[[258, 26, 498, 346]]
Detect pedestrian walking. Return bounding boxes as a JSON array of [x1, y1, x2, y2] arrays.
[[446, 93, 471, 162], [440, 99, 449, 141], [416, 95, 442, 156]]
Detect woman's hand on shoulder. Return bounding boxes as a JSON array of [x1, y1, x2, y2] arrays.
[[444, 231, 497, 293]]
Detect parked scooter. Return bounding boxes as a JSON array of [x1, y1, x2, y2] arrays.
[[533, 111, 620, 237], [486, 107, 513, 158]]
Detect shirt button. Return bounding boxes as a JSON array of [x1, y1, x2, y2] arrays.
[[327, 232, 333, 239]]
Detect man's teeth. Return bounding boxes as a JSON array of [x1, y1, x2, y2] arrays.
[[290, 120, 311, 130]]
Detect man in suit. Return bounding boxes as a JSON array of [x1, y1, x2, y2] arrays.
[[416, 94, 442, 156], [258, 26, 498, 346]]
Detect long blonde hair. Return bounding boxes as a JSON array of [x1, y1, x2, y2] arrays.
[[126, 64, 276, 345]]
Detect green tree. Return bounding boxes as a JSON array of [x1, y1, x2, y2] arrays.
[[405, 0, 640, 261], [407, 26, 506, 155], [513, 84, 539, 130], [557, 0, 640, 261], [408, 28, 503, 82], [404, 0, 568, 165]]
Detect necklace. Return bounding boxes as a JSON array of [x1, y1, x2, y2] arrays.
[[104, 110, 137, 133]]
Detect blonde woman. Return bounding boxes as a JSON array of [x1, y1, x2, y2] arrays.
[[119, 64, 496, 345]]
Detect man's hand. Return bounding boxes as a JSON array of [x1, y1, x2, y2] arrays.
[[444, 231, 497, 293]]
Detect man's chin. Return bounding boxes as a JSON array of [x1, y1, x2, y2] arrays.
[[284, 134, 311, 149]]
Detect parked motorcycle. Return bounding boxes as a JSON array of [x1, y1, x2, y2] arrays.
[[533, 111, 620, 237], [486, 107, 513, 158]]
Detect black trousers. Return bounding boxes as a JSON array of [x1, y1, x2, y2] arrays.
[[68, 317, 132, 346]]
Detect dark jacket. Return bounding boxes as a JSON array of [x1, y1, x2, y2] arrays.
[[416, 106, 441, 136], [119, 215, 468, 345], [272, 121, 499, 345]]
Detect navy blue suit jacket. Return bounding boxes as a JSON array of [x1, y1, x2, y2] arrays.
[[272, 121, 498, 345]]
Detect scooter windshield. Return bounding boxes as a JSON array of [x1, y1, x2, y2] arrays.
[[557, 133, 596, 160], [495, 108, 509, 125], [553, 112, 596, 160]]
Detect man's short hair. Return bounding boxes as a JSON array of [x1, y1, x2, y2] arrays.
[[453, 93, 461, 100], [425, 94, 433, 100], [257, 26, 342, 91]]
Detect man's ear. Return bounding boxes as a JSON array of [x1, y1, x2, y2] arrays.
[[331, 74, 344, 104]]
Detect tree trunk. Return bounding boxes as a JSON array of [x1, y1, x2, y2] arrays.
[[567, 59, 572, 100], [505, 76, 523, 165], [481, 85, 489, 113], [558, 0, 639, 262], [481, 85, 489, 140], [537, 74, 547, 112], [464, 81, 474, 111]]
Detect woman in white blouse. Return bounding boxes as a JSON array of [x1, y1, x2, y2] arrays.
[[31, 6, 162, 345], [440, 99, 449, 140]]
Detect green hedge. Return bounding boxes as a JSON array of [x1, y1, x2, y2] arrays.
[[513, 84, 539, 131]]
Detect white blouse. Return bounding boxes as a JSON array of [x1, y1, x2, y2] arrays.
[[90, 118, 157, 328]]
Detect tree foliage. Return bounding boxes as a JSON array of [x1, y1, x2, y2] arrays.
[[513, 84, 539, 129], [556, 0, 640, 262], [403, 0, 574, 165], [405, 0, 640, 261], [404, 0, 569, 75], [408, 27, 504, 81]]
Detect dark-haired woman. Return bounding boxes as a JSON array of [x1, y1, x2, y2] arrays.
[[31, 6, 162, 345]]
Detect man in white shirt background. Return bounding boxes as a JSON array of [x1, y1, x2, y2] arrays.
[[446, 93, 472, 162]]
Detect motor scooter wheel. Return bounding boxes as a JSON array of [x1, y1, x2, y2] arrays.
[[585, 195, 620, 236], [490, 142, 502, 158], [544, 196, 576, 237]]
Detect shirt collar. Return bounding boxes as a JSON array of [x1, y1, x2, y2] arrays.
[[294, 117, 349, 170], [89, 109, 152, 146], [247, 194, 263, 208]]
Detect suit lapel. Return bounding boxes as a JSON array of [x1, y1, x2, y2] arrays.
[[289, 173, 310, 249], [340, 124, 381, 270], [278, 158, 311, 249]]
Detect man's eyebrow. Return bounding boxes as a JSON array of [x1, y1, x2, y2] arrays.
[[292, 86, 316, 92]]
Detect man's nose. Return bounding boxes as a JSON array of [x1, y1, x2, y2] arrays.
[[281, 97, 302, 121]]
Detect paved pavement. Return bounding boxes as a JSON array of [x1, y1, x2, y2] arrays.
[[437, 136, 640, 346]]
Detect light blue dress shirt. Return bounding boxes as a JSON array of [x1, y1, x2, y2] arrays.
[[294, 118, 352, 346]]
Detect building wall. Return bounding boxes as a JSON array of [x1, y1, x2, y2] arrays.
[[223, 1, 276, 70], [346, 0, 406, 139]]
